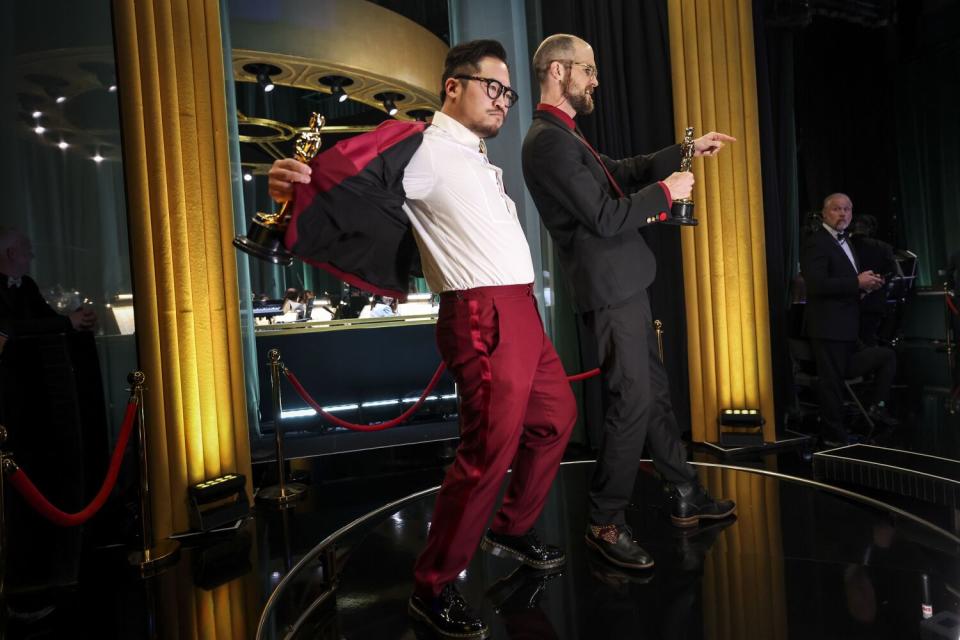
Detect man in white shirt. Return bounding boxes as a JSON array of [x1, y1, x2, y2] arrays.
[[268, 40, 575, 639]]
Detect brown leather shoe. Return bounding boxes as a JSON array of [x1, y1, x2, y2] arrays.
[[584, 524, 654, 570]]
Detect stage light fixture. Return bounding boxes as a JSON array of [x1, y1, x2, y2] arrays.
[[34, 125, 45, 135], [55, 96, 66, 104], [188, 473, 250, 532], [375, 91, 405, 117], [109, 84, 117, 92], [57, 141, 68, 150], [258, 71, 274, 93], [407, 109, 434, 122], [32, 110, 42, 119], [92, 153, 104, 163], [243, 63, 282, 94], [319, 75, 354, 104], [243, 172, 253, 182], [719, 408, 764, 426]]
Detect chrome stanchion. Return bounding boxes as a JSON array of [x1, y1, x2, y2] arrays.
[[945, 282, 955, 371], [257, 349, 307, 508], [654, 320, 665, 364], [0, 425, 9, 596], [126, 371, 180, 577]]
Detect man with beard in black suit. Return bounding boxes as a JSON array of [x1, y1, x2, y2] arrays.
[[522, 34, 736, 571]]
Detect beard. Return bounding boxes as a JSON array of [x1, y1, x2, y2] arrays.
[[562, 75, 594, 115], [468, 110, 505, 140]]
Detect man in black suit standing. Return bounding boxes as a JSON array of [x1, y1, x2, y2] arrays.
[[522, 34, 735, 571], [800, 194, 898, 444]]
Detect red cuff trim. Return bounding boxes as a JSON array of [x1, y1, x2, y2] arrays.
[[657, 181, 673, 209]]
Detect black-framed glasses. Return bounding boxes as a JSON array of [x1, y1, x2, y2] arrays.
[[553, 59, 598, 80], [453, 75, 519, 108]]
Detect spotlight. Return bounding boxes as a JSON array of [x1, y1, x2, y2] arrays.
[[407, 109, 434, 122], [55, 96, 66, 104], [258, 72, 274, 92], [58, 141, 69, 150], [719, 408, 764, 426], [92, 153, 104, 163], [243, 63, 281, 94], [32, 110, 42, 119], [319, 75, 354, 104], [375, 91, 405, 117], [243, 172, 253, 182], [109, 85, 117, 92], [34, 125, 45, 135]]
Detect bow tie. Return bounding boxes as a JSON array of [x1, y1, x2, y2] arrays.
[[7, 275, 21, 288], [835, 230, 849, 244]]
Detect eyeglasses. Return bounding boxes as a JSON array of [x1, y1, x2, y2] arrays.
[[554, 60, 599, 80], [453, 75, 520, 108]]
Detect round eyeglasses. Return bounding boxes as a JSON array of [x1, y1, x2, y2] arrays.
[[453, 75, 519, 108]]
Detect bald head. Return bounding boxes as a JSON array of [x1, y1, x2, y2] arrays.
[[821, 193, 853, 232], [0, 228, 33, 278], [533, 34, 598, 116], [533, 34, 583, 84]]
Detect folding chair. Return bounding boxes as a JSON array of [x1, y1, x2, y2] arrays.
[[788, 338, 876, 434]]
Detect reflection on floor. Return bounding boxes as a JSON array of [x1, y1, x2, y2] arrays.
[[4, 338, 959, 638], [271, 462, 960, 640], [5, 449, 960, 639]]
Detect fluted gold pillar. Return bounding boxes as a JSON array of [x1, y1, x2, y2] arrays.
[[113, 0, 252, 537], [667, 0, 776, 442]]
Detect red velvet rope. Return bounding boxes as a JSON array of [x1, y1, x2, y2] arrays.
[[568, 368, 601, 382], [283, 364, 602, 432], [947, 294, 960, 317], [285, 363, 448, 432], [7, 399, 138, 527]]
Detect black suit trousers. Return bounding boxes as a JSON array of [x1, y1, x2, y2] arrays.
[[809, 338, 896, 431], [582, 292, 696, 526]]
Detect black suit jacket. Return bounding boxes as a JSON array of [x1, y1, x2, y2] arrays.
[[522, 110, 680, 312], [0, 274, 72, 338], [800, 227, 862, 341]]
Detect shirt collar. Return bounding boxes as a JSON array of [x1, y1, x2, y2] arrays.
[[822, 223, 850, 243], [430, 111, 485, 152], [536, 103, 576, 130]]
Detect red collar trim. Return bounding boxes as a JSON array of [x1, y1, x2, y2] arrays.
[[536, 103, 576, 130]]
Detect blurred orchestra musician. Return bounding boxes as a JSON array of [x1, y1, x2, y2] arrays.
[[799, 194, 899, 444]]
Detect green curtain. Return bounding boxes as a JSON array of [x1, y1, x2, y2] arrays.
[[896, 41, 960, 287]]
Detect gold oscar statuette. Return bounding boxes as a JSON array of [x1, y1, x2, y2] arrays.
[[233, 113, 326, 265], [664, 126, 699, 226]]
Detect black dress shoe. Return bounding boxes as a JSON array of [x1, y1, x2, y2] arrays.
[[671, 483, 736, 527], [481, 528, 565, 570], [408, 583, 489, 639], [584, 524, 654, 569]]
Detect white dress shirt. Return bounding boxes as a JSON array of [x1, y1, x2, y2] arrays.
[[402, 111, 535, 293], [823, 223, 858, 274]]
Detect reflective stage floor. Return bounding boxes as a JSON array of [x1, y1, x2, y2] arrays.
[[262, 460, 960, 640]]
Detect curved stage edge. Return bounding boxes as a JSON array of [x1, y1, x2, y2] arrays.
[[259, 460, 960, 640]]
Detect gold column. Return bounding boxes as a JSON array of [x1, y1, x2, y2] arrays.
[[667, 0, 776, 442], [113, 0, 252, 536]]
